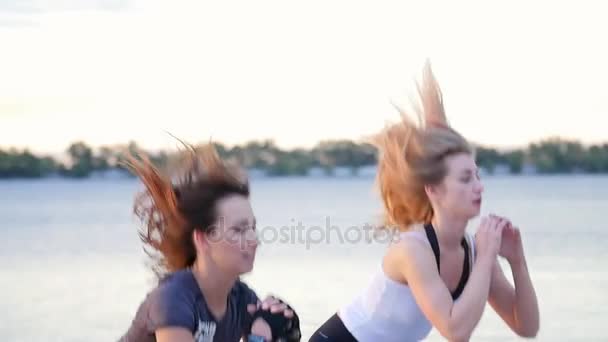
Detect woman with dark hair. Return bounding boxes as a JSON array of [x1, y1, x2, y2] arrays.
[[119, 143, 300, 342]]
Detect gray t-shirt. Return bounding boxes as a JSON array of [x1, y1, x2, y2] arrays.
[[119, 269, 259, 342]]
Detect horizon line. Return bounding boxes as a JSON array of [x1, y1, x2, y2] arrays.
[[2, 135, 607, 157]]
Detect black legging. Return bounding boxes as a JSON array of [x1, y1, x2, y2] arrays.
[[309, 314, 358, 342]]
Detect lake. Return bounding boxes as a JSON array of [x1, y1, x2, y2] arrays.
[[0, 175, 606, 341]]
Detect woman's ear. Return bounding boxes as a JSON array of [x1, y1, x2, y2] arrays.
[[424, 184, 436, 201], [192, 229, 208, 251]]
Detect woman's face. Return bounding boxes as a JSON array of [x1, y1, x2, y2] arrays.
[[204, 194, 258, 276], [432, 153, 484, 220]]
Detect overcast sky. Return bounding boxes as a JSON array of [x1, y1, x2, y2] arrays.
[[1, 0, 606, 154]]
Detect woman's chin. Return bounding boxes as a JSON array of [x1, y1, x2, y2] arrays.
[[239, 259, 255, 274], [466, 208, 481, 220]]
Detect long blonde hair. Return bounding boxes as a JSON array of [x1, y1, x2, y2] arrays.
[[373, 62, 473, 231]]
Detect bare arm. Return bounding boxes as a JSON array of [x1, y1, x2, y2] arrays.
[[488, 258, 539, 337], [155, 327, 195, 342], [402, 239, 495, 342]]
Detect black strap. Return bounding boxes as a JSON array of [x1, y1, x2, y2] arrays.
[[423, 223, 441, 273], [423, 223, 471, 300], [451, 239, 470, 300]]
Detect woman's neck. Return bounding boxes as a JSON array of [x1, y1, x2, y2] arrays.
[[191, 261, 238, 320], [431, 212, 468, 252]]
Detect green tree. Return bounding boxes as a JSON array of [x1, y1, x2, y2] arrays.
[[63, 142, 94, 178]]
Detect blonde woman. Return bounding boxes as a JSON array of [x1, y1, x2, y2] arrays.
[[310, 64, 539, 341]]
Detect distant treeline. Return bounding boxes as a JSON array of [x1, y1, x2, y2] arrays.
[[1, 138, 608, 179]]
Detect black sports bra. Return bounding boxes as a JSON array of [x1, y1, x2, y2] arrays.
[[423, 223, 471, 300]]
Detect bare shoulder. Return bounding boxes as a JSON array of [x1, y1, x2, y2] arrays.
[[388, 224, 430, 257], [384, 224, 436, 283]]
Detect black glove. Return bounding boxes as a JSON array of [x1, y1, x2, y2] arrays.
[[249, 299, 301, 342]]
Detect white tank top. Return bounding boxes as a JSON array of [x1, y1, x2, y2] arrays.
[[338, 230, 475, 342]]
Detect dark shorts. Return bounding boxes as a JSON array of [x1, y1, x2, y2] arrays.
[[309, 313, 357, 342]]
